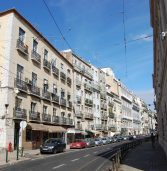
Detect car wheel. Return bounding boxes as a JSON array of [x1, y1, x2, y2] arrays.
[[53, 149, 57, 154]]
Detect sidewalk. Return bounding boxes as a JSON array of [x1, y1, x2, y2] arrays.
[[119, 141, 167, 171], [0, 145, 71, 168]]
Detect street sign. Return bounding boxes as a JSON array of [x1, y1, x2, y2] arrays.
[[20, 121, 27, 130]]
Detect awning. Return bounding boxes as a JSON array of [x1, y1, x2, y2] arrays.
[[91, 130, 102, 135], [28, 123, 48, 132], [67, 128, 82, 134], [28, 123, 66, 133], [85, 130, 94, 134], [47, 125, 66, 133]]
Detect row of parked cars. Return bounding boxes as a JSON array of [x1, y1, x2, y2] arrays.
[[40, 135, 137, 154], [70, 135, 135, 149]]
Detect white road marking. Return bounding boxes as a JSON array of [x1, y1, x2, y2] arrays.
[[71, 158, 80, 162], [31, 157, 43, 161], [94, 151, 98, 153], [52, 164, 66, 170], [83, 154, 90, 157]]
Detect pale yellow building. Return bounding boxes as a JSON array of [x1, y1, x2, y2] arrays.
[[0, 9, 74, 149]]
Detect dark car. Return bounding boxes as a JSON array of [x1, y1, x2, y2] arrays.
[[40, 138, 66, 154]]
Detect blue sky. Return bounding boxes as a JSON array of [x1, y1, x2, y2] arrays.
[[0, 0, 154, 105]]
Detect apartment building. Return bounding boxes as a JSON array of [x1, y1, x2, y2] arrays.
[[150, 0, 167, 156], [61, 50, 94, 137], [0, 9, 74, 149], [99, 69, 108, 136], [91, 65, 101, 137], [101, 68, 122, 136], [120, 84, 133, 135], [132, 96, 141, 135]]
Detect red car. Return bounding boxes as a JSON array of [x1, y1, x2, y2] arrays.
[[70, 139, 87, 149]]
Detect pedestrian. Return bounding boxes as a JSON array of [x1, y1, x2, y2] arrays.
[[151, 132, 155, 149]]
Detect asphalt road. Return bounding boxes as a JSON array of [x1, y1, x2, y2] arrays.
[[1, 142, 126, 171]]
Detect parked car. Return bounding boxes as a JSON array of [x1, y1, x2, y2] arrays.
[[85, 138, 96, 147], [70, 139, 87, 149], [40, 138, 66, 154], [116, 136, 124, 142], [108, 137, 114, 143], [95, 138, 103, 146], [101, 137, 110, 145]]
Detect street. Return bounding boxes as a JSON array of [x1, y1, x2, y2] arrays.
[[1, 142, 124, 171]]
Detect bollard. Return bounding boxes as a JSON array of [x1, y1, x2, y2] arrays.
[[6, 149, 8, 163], [21, 147, 24, 157], [17, 146, 19, 160]]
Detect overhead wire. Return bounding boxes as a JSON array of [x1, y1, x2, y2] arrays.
[[42, 0, 73, 51]]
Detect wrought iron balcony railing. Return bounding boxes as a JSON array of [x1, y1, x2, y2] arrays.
[[29, 111, 40, 121], [52, 94, 59, 104], [52, 65, 59, 77], [43, 59, 51, 71], [60, 98, 66, 107], [42, 90, 51, 101], [14, 107, 27, 120], [31, 50, 41, 64], [16, 39, 28, 55], [29, 85, 40, 97], [15, 78, 27, 92], [42, 113, 51, 122]]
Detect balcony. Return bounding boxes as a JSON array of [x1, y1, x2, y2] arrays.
[[84, 84, 93, 92], [42, 90, 51, 101], [67, 77, 72, 86], [42, 113, 51, 122], [76, 96, 81, 104], [52, 65, 59, 77], [76, 124, 82, 130], [73, 63, 82, 72], [76, 79, 81, 87], [102, 125, 108, 131], [16, 39, 28, 55], [29, 111, 40, 121], [75, 111, 83, 118], [31, 50, 41, 64], [60, 98, 66, 107], [60, 72, 66, 82], [29, 85, 40, 97], [100, 93, 106, 100], [14, 107, 27, 120], [66, 118, 73, 126], [52, 94, 59, 104], [67, 101, 72, 109], [108, 125, 116, 132], [85, 113, 93, 120], [101, 114, 108, 120], [108, 101, 114, 107], [109, 112, 115, 119], [52, 115, 60, 124], [43, 59, 51, 71], [85, 99, 93, 106], [59, 117, 67, 125], [93, 83, 100, 91], [15, 78, 27, 92], [94, 124, 102, 130]]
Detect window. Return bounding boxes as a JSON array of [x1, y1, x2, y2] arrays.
[[43, 79, 48, 92], [61, 112, 65, 117], [15, 97, 22, 109], [53, 108, 57, 116], [43, 106, 47, 114], [32, 72, 37, 87], [44, 49, 48, 60], [17, 64, 23, 80], [33, 39, 38, 52], [67, 69, 70, 74], [61, 63, 64, 69], [19, 28, 25, 42], [53, 84, 57, 94], [31, 102, 36, 112], [61, 89, 65, 98]]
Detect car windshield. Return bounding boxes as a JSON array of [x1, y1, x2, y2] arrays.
[[44, 139, 59, 144]]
